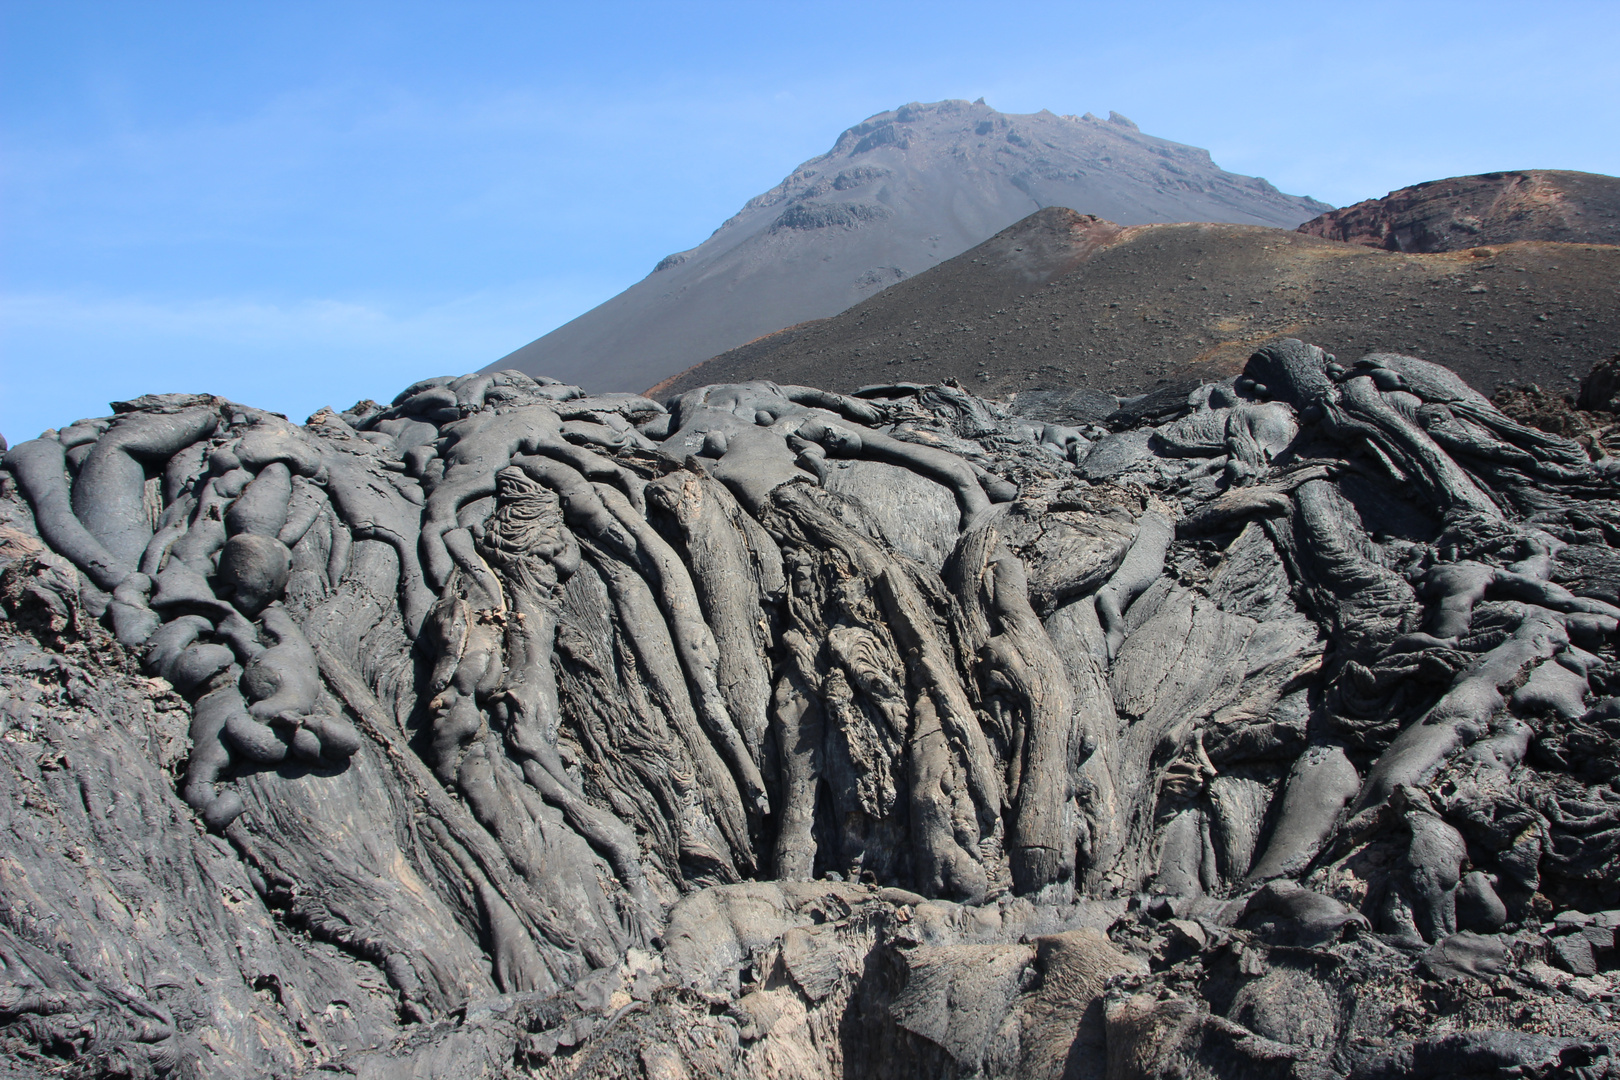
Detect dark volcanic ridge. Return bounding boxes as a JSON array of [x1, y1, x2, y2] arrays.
[[1298, 169, 1620, 253], [489, 99, 1332, 396], [657, 206, 1620, 404]]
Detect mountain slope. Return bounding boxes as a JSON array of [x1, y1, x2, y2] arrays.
[[657, 206, 1620, 403], [490, 100, 1330, 392], [1297, 169, 1620, 252]]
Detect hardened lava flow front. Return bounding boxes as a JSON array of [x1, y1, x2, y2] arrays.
[[1, 341, 1618, 1078]]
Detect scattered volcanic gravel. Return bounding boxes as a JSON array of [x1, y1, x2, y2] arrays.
[[658, 207, 1620, 405]]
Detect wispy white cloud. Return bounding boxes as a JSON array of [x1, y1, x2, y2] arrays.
[[4, 0, 1616, 452], [0, 281, 610, 441]]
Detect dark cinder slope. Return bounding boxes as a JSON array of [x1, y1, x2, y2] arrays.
[[490, 100, 1330, 393], [658, 206, 1620, 401], [1298, 169, 1620, 252]]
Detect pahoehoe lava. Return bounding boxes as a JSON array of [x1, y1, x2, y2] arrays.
[[2, 342, 1620, 1078]]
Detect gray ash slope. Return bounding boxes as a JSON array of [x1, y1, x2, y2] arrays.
[[4, 344, 1620, 1078], [490, 100, 1330, 395], [661, 206, 1620, 404]]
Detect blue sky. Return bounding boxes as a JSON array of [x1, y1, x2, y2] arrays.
[[3, 1, 1617, 441]]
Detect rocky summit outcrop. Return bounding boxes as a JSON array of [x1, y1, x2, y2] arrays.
[[489, 100, 1331, 395], [3, 343, 1620, 1079], [1297, 171, 1620, 254], [661, 206, 1620, 406]]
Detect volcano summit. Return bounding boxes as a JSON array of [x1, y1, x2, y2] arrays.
[[490, 100, 1330, 395]]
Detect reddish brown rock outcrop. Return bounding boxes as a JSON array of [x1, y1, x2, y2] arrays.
[[1297, 169, 1620, 253], [658, 206, 1620, 404]]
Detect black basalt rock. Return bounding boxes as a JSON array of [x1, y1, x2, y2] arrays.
[[1, 349, 1618, 1078]]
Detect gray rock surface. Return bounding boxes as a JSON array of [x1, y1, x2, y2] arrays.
[[491, 100, 1330, 395], [3, 344, 1620, 1078]]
